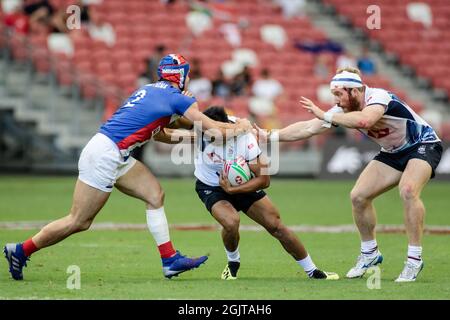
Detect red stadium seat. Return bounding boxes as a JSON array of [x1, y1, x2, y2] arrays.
[[322, 0, 450, 97]]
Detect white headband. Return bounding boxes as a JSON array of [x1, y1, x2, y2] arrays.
[[330, 71, 363, 90]]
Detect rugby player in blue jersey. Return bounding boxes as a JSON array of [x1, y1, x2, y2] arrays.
[[256, 67, 442, 282], [4, 54, 252, 281]]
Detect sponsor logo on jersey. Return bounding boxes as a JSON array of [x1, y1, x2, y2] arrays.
[[207, 152, 224, 164], [418, 145, 426, 155]]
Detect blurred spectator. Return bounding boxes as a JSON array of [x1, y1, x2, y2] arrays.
[[220, 22, 241, 48], [316, 84, 334, 105], [273, 0, 306, 19], [260, 24, 287, 50], [230, 66, 252, 96], [3, 0, 29, 34], [407, 2, 432, 28], [295, 39, 342, 55], [23, 0, 68, 33], [197, 0, 238, 21], [357, 47, 376, 75], [249, 96, 276, 120], [186, 2, 213, 37], [87, 7, 115, 47], [314, 54, 332, 79], [188, 68, 212, 101], [77, 0, 91, 24], [2, 0, 22, 13], [249, 69, 282, 130], [232, 48, 258, 68], [252, 68, 283, 101], [336, 51, 357, 70], [212, 70, 231, 99], [138, 45, 166, 85], [48, 32, 74, 56], [81, 0, 103, 4]]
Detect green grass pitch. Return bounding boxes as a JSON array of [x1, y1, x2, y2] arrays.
[[0, 176, 449, 299]]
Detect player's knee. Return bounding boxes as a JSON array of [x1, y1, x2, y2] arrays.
[[76, 219, 93, 232], [350, 190, 370, 209], [222, 215, 240, 233], [146, 188, 165, 208], [399, 184, 417, 202], [67, 206, 91, 232], [266, 218, 283, 238], [68, 215, 93, 232]]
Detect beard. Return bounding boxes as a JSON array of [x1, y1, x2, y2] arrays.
[[339, 89, 361, 112], [348, 94, 361, 112]]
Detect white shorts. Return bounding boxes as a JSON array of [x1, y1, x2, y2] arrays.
[[78, 133, 137, 193]]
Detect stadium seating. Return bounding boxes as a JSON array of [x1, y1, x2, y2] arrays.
[[324, 0, 450, 97], [2, 0, 431, 147]]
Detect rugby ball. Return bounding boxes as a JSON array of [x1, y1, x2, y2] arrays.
[[224, 156, 252, 186]]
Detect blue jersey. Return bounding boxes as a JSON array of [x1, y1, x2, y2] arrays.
[[99, 81, 196, 157]]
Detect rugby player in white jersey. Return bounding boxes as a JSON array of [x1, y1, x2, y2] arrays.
[[163, 106, 339, 281], [255, 67, 442, 282]]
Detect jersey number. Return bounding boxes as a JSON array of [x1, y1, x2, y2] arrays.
[[123, 90, 146, 108], [368, 128, 390, 139]]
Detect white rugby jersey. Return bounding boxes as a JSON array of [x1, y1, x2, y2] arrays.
[[194, 130, 261, 187], [327, 86, 440, 153]]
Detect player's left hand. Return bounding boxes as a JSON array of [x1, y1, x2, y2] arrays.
[[300, 96, 325, 120], [219, 171, 234, 194]]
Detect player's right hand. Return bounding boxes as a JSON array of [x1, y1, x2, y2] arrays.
[[253, 123, 268, 143], [235, 118, 252, 133], [182, 90, 194, 98]]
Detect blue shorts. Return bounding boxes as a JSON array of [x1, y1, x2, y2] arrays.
[[373, 142, 443, 179]]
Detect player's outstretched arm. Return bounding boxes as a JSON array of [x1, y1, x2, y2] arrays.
[[327, 106, 385, 129], [153, 128, 195, 144], [254, 118, 329, 143], [183, 102, 252, 137], [300, 96, 385, 129], [277, 118, 329, 141], [166, 116, 194, 130], [219, 156, 270, 194]]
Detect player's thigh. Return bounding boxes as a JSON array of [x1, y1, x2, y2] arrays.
[[399, 159, 432, 197], [115, 160, 163, 204], [352, 160, 402, 199], [71, 179, 110, 222], [211, 200, 240, 228], [245, 196, 281, 229]]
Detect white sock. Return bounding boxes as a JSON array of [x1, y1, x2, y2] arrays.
[[361, 239, 378, 256], [297, 254, 317, 277], [407, 245, 422, 266], [225, 247, 240, 262], [146, 207, 170, 246]]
